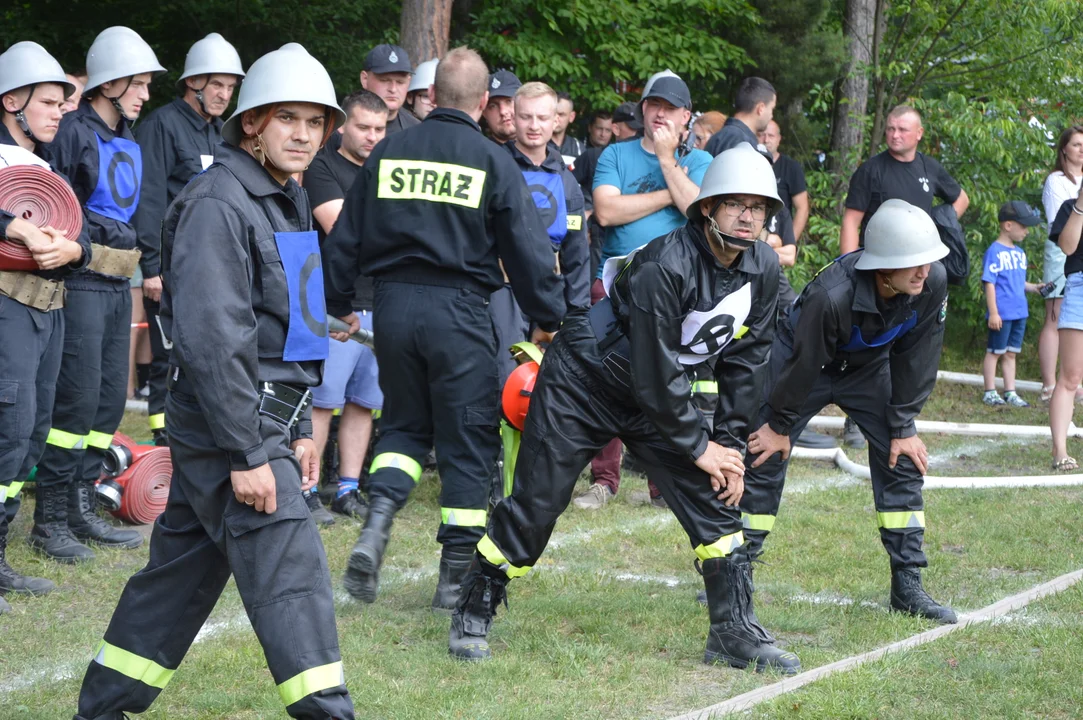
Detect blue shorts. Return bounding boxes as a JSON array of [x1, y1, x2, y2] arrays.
[[1059, 272, 1083, 331], [312, 311, 383, 410], [986, 317, 1026, 354]]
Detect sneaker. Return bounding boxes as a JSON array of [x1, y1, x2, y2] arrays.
[[983, 390, 1006, 406], [572, 483, 612, 510], [1003, 391, 1030, 408], [649, 495, 667, 509]]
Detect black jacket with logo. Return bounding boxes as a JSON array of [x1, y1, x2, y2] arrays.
[[598, 223, 780, 459], [322, 107, 566, 331], [46, 102, 141, 292], [768, 252, 947, 438], [134, 98, 223, 278], [160, 144, 320, 471]]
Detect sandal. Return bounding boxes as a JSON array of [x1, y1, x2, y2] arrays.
[[1053, 456, 1079, 472]]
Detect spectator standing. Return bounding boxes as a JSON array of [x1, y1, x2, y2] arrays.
[[704, 77, 775, 157], [762, 120, 809, 242]]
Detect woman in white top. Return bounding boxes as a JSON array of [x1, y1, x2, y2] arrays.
[[1038, 125, 1083, 401]]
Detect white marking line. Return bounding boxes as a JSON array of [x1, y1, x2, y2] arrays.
[[665, 567, 1083, 720]]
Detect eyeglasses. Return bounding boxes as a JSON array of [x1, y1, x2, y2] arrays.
[[719, 199, 768, 220]]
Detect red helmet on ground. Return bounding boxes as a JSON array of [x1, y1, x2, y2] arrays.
[[502, 361, 538, 431]]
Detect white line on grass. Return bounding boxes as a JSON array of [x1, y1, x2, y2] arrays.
[[665, 567, 1083, 720]]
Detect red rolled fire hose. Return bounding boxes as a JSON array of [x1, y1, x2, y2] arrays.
[[101, 433, 173, 525], [0, 164, 83, 271]]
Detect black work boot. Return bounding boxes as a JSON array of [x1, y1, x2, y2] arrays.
[[0, 524, 55, 595], [701, 548, 801, 674], [842, 416, 866, 449], [304, 489, 336, 527], [448, 557, 508, 661], [68, 481, 143, 549], [28, 484, 95, 563], [152, 429, 169, 447], [330, 489, 369, 521], [73, 713, 130, 719], [431, 544, 477, 613], [343, 495, 396, 603], [890, 566, 957, 624]]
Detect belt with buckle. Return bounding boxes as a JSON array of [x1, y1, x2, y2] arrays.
[[257, 381, 312, 429]]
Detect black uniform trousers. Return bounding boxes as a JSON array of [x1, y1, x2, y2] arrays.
[[489, 285, 529, 385], [481, 315, 745, 577], [76, 387, 353, 719], [35, 288, 130, 490], [368, 281, 500, 547], [142, 297, 170, 435], [740, 333, 927, 569], [0, 296, 64, 526]]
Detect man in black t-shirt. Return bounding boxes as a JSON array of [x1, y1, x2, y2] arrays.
[[704, 77, 775, 157], [762, 120, 809, 242], [841, 105, 969, 253], [306, 90, 389, 521]]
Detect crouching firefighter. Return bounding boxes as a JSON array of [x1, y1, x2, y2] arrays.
[[0, 41, 92, 612], [449, 143, 802, 674], [73, 44, 356, 720], [742, 198, 957, 624]]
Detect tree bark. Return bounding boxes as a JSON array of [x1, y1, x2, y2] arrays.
[[400, 0, 454, 64], [828, 0, 877, 176]]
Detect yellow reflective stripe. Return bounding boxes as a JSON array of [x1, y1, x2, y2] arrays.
[[0, 481, 24, 501], [691, 380, 718, 394], [694, 531, 745, 561], [369, 453, 423, 483], [47, 428, 86, 449], [148, 413, 165, 431], [86, 431, 115, 450], [93, 640, 175, 689], [477, 534, 531, 579], [441, 507, 487, 527], [741, 513, 775, 532], [734, 325, 749, 340], [877, 510, 925, 529], [567, 214, 582, 231], [501, 420, 520, 499], [510, 341, 544, 365], [377, 159, 486, 208], [371, 409, 382, 421], [332, 407, 343, 417], [277, 661, 345, 707]]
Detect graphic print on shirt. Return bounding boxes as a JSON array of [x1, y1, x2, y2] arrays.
[[86, 133, 142, 223], [918, 175, 930, 192], [522, 170, 568, 248]]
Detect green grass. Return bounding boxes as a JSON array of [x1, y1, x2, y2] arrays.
[[4, 377, 1082, 719]]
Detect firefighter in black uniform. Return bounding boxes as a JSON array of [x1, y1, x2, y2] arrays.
[[0, 41, 92, 612], [742, 198, 957, 624], [133, 32, 244, 445], [448, 143, 802, 675], [73, 44, 356, 720], [33, 26, 163, 563], [323, 47, 566, 612]]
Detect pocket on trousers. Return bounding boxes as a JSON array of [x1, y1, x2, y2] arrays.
[[62, 335, 82, 357], [0, 379, 26, 440], [464, 405, 499, 431]]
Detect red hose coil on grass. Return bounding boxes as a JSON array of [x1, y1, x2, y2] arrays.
[[0, 164, 83, 271], [107, 445, 173, 525]]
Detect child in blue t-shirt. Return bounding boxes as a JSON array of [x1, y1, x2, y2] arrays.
[[980, 201, 1050, 406]]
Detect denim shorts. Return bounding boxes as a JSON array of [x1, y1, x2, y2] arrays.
[[987, 317, 1026, 354], [1059, 272, 1083, 331], [312, 311, 383, 410]]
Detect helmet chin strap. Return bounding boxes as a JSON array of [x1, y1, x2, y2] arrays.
[[878, 271, 904, 296], [706, 198, 757, 253], [104, 78, 134, 122], [11, 84, 38, 142]]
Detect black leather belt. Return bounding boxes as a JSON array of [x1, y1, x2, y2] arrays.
[[169, 368, 312, 429]]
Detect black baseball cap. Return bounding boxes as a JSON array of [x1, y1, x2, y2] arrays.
[[612, 101, 643, 130], [999, 200, 1041, 227], [641, 75, 692, 110], [364, 44, 412, 75], [487, 69, 521, 99]]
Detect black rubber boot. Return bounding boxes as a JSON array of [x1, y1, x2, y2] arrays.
[[431, 544, 477, 613], [68, 482, 143, 549], [890, 567, 957, 624], [793, 429, 837, 449], [73, 713, 129, 719], [448, 557, 508, 661], [330, 489, 369, 521], [842, 416, 867, 449], [701, 548, 801, 674], [304, 489, 336, 527], [28, 484, 95, 563], [0, 524, 55, 595], [343, 495, 396, 603]]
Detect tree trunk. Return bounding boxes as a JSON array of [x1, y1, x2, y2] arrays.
[[828, 0, 877, 177], [867, 0, 891, 158], [400, 0, 454, 64]]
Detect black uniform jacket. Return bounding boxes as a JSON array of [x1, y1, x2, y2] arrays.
[[322, 107, 566, 331], [134, 98, 223, 278], [768, 252, 947, 439], [506, 140, 591, 311], [0, 125, 91, 280], [46, 103, 140, 291], [605, 222, 780, 460], [160, 144, 321, 471]]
